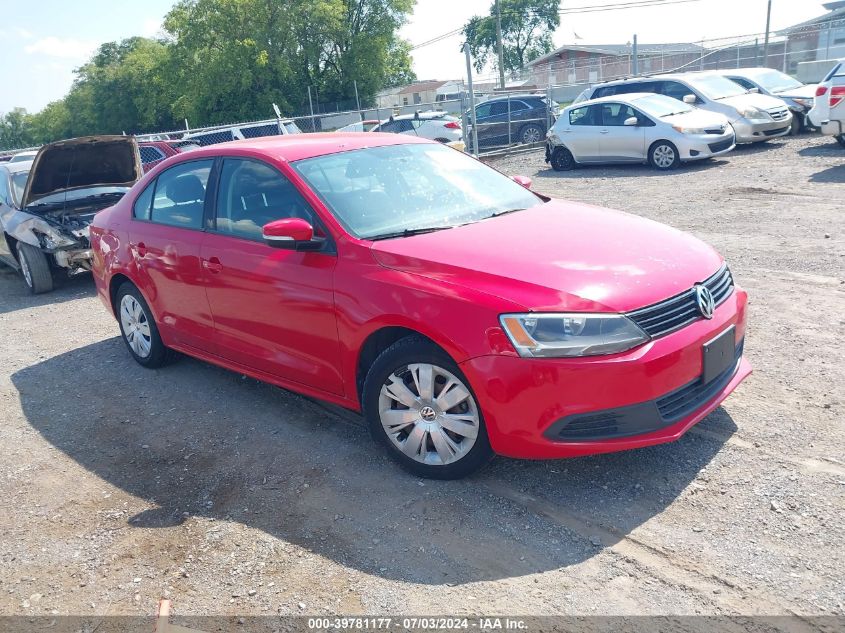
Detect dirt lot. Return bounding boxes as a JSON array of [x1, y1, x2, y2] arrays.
[[1, 134, 843, 621]]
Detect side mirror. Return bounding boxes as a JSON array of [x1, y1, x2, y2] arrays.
[[624, 116, 639, 126], [512, 175, 533, 189], [683, 94, 697, 105], [748, 87, 759, 94], [262, 218, 321, 251]]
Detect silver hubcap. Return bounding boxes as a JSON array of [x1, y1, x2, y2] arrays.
[[523, 127, 542, 143], [653, 144, 675, 168], [18, 249, 32, 287], [120, 295, 152, 358], [378, 363, 480, 466]]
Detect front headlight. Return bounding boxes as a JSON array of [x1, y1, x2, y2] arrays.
[[737, 106, 771, 121], [672, 125, 707, 135], [499, 313, 649, 358]]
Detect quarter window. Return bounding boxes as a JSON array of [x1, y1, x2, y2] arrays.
[[148, 160, 213, 228], [132, 182, 155, 220], [214, 159, 314, 241]]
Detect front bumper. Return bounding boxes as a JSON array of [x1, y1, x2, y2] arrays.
[[675, 130, 736, 161], [731, 116, 792, 142], [459, 289, 750, 459]]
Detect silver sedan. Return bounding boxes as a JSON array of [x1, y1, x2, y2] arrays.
[[546, 93, 736, 171]]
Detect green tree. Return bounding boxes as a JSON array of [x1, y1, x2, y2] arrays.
[[0, 109, 35, 150], [463, 0, 560, 73]]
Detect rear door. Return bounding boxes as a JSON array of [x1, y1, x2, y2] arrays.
[[562, 104, 604, 162], [597, 102, 647, 161], [0, 170, 14, 265], [128, 159, 217, 351]]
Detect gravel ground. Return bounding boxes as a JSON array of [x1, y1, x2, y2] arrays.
[[0, 134, 843, 621]]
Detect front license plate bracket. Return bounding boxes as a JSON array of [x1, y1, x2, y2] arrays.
[[702, 325, 736, 384]]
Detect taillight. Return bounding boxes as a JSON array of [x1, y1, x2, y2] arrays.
[[830, 86, 845, 108], [444, 121, 461, 129], [815, 85, 828, 97]]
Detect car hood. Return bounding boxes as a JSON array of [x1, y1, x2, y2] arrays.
[[370, 201, 723, 313], [773, 84, 817, 100], [22, 135, 141, 209], [719, 92, 788, 111], [663, 108, 730, 128]]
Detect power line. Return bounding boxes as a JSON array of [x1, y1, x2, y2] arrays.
[[409, 0, 705, 50]]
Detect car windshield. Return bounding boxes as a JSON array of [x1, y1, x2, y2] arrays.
[[748, 70, 803, 93], [633, 94, 694, 117], [284, 121, 302, 134], [27, 185, 130, 208], [11, 171, 29, 205], [684, 75, 748, 100], [292, 143, 542, 240]]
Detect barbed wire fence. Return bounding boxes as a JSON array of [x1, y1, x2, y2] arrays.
[[1, 19, 843, 159]]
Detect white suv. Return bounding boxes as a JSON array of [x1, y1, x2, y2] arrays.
[[183, 119, 302, 146], [809, 60, 845, 148]]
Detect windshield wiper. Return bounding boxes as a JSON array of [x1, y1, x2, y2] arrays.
[[486, 208, 525, 219], [368, 226, 455, 241]]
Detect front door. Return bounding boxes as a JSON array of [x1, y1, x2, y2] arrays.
[[597, 102, 647, 161], [200, 157, 343, 395], [562, 104, 604, 162]]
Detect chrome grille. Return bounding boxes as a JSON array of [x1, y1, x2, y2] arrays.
[[767, 107, 789, 121], [626, 264, 734, 338]]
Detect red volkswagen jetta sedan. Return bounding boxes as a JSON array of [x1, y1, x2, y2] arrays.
[[90, 133, 751, 479]]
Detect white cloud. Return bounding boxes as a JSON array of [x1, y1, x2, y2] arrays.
[[16, 27, 33, 39], [25, 36, 97, 60], [141, 18, 163, 38]]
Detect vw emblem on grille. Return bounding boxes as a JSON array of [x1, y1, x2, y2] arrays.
[[694, 284, 715, 319]]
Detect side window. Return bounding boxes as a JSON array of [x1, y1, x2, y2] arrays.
[[139, 146, 166, 165], [475, 103, 493, 118], [149, 160, 214, 229], [396, 119, 415, 133], [569, 105, 599, 126], [379, 120, 400, 133], [600, 103, 639, 126], [132, 182, 155, 220], [239, 123, 280, 139], [489, 102, 510, 116], [730, 77, 755, 91], [593, 86, 614, 98], [0, 173, 9, 206], [189, 130, 234, 146], [658, 81, 693, 101], [508, 101, 531, 112], [215, 159, 315, 241]]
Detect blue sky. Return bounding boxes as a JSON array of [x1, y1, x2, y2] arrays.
[[0, 0, 830, 114]]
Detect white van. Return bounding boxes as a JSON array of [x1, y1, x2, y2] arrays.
[[184, 120, 302, 146]]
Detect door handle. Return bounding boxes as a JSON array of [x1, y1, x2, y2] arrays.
[[203, 257, 223, 273], [600, 129, 610, 134]]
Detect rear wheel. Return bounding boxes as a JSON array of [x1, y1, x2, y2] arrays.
[[836, 134, 845, 148], [550, 146, 575, 171], [115, 282, 172, 368], [648, 140, 681, 170], [16, 242, 53, 294], [519, 123, 544, 145], [362, 337, 493, 479]]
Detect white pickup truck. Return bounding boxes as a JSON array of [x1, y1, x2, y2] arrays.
[[809, 60, 845, 148]]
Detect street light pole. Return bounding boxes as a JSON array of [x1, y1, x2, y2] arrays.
[[464, 43, 480, 157], [762, 0, 772, 67], [495, 0, 506, 90]]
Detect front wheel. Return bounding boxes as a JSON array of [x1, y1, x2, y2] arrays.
[[790, 114, 802, 136], [362, 337, 493, 479], [649, 140, 681, 170], [16, 242, 53, 294], [550, 146, 575, 171]]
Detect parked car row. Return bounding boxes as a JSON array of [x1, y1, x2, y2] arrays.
[[550, 65, 843, 171]]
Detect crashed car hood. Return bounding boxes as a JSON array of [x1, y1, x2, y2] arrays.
[[22, 135, 141, 209], [370, 201, 723, 313]]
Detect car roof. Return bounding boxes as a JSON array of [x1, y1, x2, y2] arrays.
[[566, 92, 669, 107], [156, 132, 432, 163], [591, 73, 693, 89], [483, 93, 545, 102], [1, 159, 33, 174]]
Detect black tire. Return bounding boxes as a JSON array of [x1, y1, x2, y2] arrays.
[[519, 123, 544, 145], [115, 282, 173, 368], [362, 336, 493, 480], [836, 134, 845, 148], [790, 114, 802, 136], [550, 146, 575, 171], [648, 140, 681, 171], [16, 242, 53, 294]]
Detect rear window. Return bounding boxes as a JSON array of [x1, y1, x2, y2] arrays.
[[824, 62, 844, 81], [139, 146, 166, 164]]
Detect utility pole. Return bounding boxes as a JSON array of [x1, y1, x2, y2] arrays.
[[762, 0, 772, 67], [464, 43, 480, 157], [495, 0, 506, 90]]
